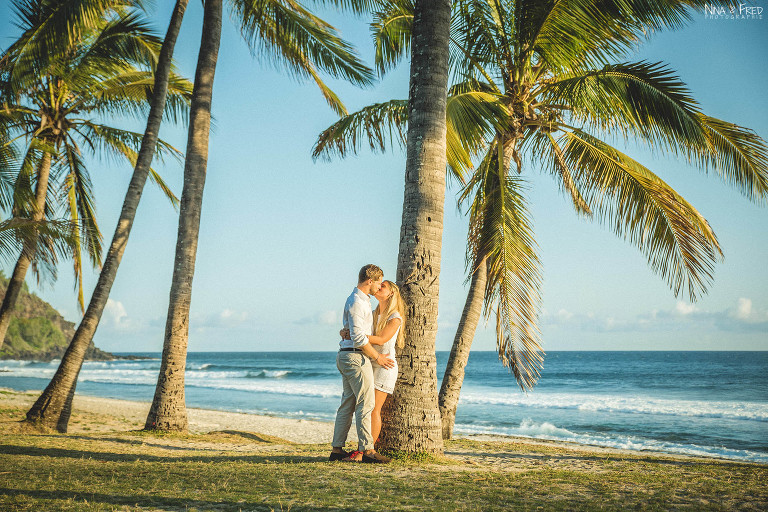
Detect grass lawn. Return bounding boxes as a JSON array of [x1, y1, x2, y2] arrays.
[[1, 403, 766, 511]]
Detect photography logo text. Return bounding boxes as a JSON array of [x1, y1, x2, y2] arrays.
[[704, 2, 764, 19]]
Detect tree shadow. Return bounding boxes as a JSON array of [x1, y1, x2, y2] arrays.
[[0, 443, 326, 464], [446, 449, 751, 469], [0, 487, 359, 511]]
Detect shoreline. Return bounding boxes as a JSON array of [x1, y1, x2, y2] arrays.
[[2, 387, 759, 465]]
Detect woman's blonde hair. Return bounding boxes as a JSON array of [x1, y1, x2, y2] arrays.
[[373, 280, 406, 349]]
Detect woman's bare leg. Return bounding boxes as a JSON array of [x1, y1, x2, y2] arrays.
[[371, 389, 389, 442]]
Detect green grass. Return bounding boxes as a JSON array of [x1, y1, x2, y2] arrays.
[[0, 404, 766, 511]]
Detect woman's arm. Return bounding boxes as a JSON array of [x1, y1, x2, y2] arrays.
[[367, 317, 402, 346]]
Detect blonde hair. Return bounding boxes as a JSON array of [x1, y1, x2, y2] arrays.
[[373, 280, 406, 349]]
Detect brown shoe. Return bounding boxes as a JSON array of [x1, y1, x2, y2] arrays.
[[329, 450, 350, 462], [362, 451, 391, 464]]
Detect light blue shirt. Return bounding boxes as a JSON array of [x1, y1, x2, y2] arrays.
[[340, 287, 372, 349]]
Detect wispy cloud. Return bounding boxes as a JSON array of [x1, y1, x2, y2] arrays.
[[194, 309, 251, 329], [293, 310, 340, 326], [543, 298, 768, 333]]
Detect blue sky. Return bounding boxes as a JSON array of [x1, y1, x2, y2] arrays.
[[1, 1, 767, 352]]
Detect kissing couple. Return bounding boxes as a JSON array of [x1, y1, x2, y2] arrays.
[[329, 264, 406, 463]]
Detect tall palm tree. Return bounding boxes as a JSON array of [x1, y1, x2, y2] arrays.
[[145, 0, 376, 432], [0, 0, 189, 350], [315, 0, 768, 442], [24, 0, 191, 432], [380, 0, 452, 454]]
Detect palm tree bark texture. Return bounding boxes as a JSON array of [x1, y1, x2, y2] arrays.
[[145, 0, 222, 432], [380, 0, 451, 455], [26, 0, 190, 431], [0, 151, 52, 348]]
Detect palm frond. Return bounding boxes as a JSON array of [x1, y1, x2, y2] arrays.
[[312, 99, 408, 160], [561, 129, 722, 301], [445, 87, 508, 182], [62, 144, 102, 311], [537, 132, 592, 216], [540, 61, 705, 151], [464, 140, 544, 390], [0, 217, 82, 280], [371, 0, 414, 75], [2, 0, 141, 94], [695, 114, 768, 203], [232, 0, 374, 89]]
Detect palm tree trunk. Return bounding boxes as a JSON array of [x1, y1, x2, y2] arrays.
[[0, 151, 52, 349], [145, 0, 221, 432], [24, 0, 190, 432], [438, 256, 488, 440], [379, 0, 452, 455]]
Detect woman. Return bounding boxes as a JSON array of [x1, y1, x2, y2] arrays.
[[341, 279, 405, 444]]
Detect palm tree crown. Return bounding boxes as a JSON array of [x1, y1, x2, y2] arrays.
[[314, 0, 768, 389], [1, 0, 191, 308]]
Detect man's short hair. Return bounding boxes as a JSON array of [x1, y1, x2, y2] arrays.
[[358, 264, 383, 284]]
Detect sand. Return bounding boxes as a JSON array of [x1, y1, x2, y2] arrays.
[[1, 387, 734, 466]]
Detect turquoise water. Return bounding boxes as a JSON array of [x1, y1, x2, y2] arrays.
[[2, 351, 766, 463]]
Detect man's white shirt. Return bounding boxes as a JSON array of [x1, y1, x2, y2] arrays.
[[340, 287, 372, 349]]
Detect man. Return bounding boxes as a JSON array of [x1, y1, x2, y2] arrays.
[[330, 264, 394, 463]]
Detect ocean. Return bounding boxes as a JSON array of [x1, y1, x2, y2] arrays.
[[1, 351, 766, 463]]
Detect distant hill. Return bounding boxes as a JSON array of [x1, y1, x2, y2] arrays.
[[0, 273, 115, 361]]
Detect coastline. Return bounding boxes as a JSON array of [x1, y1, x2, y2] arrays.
[[1, 387, 755, 464]]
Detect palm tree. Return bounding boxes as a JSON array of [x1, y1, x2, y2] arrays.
[[0, 0, 188, 351], [315, 0, 768, 442], [145, 0, 376, 432], [379, 0, 452, 454], [24, 0, 191, 432]]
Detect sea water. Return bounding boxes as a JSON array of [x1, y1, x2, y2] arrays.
[[1, 351, 766, 463]]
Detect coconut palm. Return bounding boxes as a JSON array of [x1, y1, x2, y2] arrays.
[[144, 0, 376, 432], [315, 0, 768, 442], [24, 0, 191, 432], [0, 0, 189, 351], [0, 136, 81, 281]]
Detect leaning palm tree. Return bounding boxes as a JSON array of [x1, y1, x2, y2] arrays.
[[315, 0, 768, 442], [0, 0, 188, 350], [24, 0, 191, 432], [144, 0, 375, 432]]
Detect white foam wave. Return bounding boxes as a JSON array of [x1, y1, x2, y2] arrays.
[[247, 370, 291, 378], [458, 391, 768, 422], [454, 419, 768, 463], [0, 364, 330, 396], [184, 378, 339, 398]]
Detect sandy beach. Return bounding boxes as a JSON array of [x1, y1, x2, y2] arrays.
[[0, 387, 744, 463]]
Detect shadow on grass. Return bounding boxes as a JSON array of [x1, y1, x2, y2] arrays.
[[0, 443, 326, 464], [0, 487, 356, 511], [451, 449, 752, 469]]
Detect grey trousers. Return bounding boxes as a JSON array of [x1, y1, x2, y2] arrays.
[[332, 351, 375, 451]]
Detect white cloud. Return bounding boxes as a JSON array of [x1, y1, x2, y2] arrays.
[[195, 309, 251, 328], [104, 299, 131, 330], [542, 298, 768, 334], [294, 310, 340, 326], [675, 302, 696, 316], [734, 298, 752, 320]]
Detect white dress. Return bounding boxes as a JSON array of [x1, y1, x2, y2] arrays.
[[371, 311, 401, 394]]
